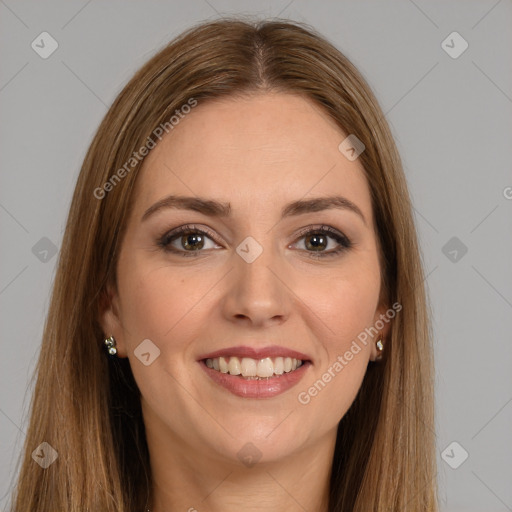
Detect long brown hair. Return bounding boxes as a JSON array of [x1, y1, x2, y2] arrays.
[[9, 17, 438, 511]]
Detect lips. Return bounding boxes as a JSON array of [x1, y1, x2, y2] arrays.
[[198, 345, 311, 362]]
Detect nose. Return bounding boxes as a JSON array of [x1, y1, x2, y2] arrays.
[[220, 238, 290, 328]]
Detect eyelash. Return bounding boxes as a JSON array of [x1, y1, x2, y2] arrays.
[[157, 224, 352, 259]]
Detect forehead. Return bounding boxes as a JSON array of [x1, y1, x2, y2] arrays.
[[133, 92, 373, 222]]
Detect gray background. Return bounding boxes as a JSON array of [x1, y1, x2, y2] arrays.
[[1, 1, 511, 510]]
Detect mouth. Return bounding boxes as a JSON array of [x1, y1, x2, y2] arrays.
[[197, 346, 312, 399], [204, 355, 305, 379]]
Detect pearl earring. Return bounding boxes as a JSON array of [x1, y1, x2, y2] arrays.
[[375, 332, 384, 360]]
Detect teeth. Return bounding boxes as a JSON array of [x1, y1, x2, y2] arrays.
[[240, 357, 257, 377], [228, 357, 241, 375], [205, 356, 304, 378], [219, 356, 229, 373], [274, 357, 284, 375], [257, 357, 274, 378]]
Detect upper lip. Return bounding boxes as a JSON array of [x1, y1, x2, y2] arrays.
[[198, 345, 311, 362]]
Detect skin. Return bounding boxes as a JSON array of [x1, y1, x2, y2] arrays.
[[100, 92, 390, 512]]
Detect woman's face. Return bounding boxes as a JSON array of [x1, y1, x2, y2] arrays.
[[101, 92, 389, 466]]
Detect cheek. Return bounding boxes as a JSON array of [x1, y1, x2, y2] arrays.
[[116, 259, 198, 352], [324, 283, 379, 344], [298, 258, 380, 408], [313, 257, 381, 348], [297, 297, 377, 426]]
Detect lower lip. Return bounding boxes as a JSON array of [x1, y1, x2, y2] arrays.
[[199, 360, 311, 399]]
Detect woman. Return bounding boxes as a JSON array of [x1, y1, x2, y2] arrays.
[[10, 18, 438, 512]]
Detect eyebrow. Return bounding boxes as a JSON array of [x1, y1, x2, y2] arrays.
[[141, 194, 367, 225]]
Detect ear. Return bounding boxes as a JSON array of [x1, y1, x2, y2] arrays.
[[98, 281, 128, 358], [369, 300, 393, 362]]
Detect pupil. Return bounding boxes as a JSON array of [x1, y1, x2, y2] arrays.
[[183, 233, 204, 250], [306, 234, 326, 251]]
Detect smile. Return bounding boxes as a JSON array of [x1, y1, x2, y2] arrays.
[[205, 356, 303, 379], [200, 358, 311, 399]]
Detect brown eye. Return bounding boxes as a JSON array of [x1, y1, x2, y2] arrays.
[[292, 225, 352, 258], [178, 232, 206, 251], [158, 225, 220, 257], [304, 232, 329, 251]]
